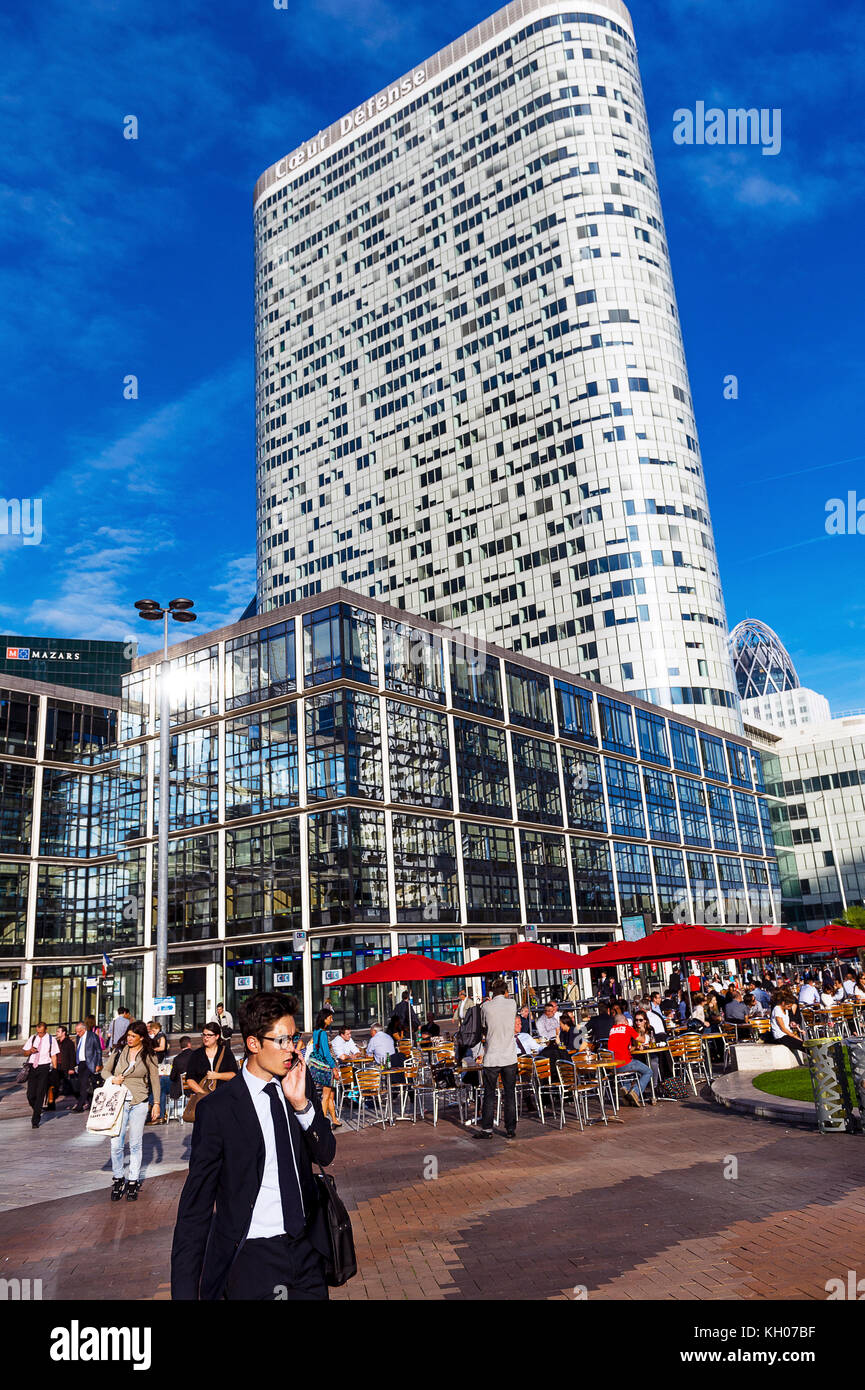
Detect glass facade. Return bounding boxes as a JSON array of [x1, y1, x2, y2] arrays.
[[1, 592, 780, 1032]]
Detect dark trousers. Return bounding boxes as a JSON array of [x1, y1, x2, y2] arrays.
[[26, 1064, 51, 1119], [74, 1063, 97, 1107], [481, 1063, 517, 1134], [774, 1035, 805, 1064], [224, 1231, 329, 1301]]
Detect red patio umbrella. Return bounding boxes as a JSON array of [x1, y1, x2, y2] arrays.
[[330, 952, 453, 1043], [800, 925, 865, 954], [442, 941, 587, 976], [574, 924, 733, 968]]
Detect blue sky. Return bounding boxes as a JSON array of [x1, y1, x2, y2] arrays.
[[1, 0, 863, 707]]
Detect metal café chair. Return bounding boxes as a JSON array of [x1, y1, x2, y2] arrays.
[[353, 1068, 388, 1131], [515, 1055, 539, 1121], [666, 1034, 709, 1095], [532, 1057, 564, 1125], [573, 1053, 608, 1125], [385, 1059, 418, 1124], [599, 1047, 647, 1108]]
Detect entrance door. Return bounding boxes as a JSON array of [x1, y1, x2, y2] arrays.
[[166, 968, 207, 1034]]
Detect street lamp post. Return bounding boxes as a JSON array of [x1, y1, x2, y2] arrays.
[[134, 598, 197, 1002]]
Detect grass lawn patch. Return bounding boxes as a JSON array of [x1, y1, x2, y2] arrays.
[[753, 1054, 857, 1108]]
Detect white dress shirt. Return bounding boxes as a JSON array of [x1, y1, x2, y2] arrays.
[[26, 1034, 58, 1066], [242, 1063, 316, 1240], [332, 1035, 359, 1059], [76, 1033, 88, 1063], [536, 1013, 560, 1042], [647, 1011, 666, 1038], [798, 983, 820, 1007]]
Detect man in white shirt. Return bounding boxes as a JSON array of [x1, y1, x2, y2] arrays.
[[22, 1022, 59, 1129], [644, 1002, 667, 1039], [331, 1026, 360, 1060], [367, 1022, 396, 1066], [843, 971, 858, 998], [536, 1002, 561, 1044], [798, 977, 821, 1008]]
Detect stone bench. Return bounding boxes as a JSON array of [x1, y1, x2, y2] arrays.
[[728, 1041, 799, 1073]]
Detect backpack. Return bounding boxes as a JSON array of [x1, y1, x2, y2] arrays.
[[658, 1077, 691, 1100], [456, 1003, 483, 1048]]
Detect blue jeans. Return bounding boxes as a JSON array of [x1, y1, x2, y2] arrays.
[[159, 1075, 171, 1116], [618, 1058, 653, 1097], [110, 1100, 149, 1180]]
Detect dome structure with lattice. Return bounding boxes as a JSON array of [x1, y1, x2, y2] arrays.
[[730, 619, 800, 701]]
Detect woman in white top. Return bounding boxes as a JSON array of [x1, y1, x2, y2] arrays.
[[821, 984, 844, 1007], [770, 991, 805, 1063]]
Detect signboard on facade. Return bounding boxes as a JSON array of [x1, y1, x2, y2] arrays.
[[152, 997, 175, 1016], [274, 972, 294, 987], [622, 914, 650, 942], [235, 976, 254, 990], [0, 982, 12, 1003], [292, 932, 307, 951], [322, 970, 343, 986], [523, 924, 538, 941], [85, 977, 97, 988]]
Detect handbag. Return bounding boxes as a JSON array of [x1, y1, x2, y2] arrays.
[[16, 1064, 30, 1084], [182, 1046, 225, 1121], [86, 1082, 131, 1135], [315, 1166, 357, 1287]]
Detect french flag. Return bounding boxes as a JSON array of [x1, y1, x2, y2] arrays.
[[102, 953, 111, 978]]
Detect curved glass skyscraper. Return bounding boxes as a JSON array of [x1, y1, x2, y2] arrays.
[[254, 0, 741, 732]]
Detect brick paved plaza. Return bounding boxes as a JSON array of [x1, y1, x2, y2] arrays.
[[2, 1059, 865, 1303]]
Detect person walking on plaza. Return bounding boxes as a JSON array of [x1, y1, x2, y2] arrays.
[[46, 1025, 77, 1110], [147, 1019, 171, 1123], [308, 1009, 342, 1128], [171, 991, 336, 1300], [184, 1023, 239, 1104], [168, 1036, 194, 1118], [216, 1002, 234, 1038], [475, 978, 518, 1141], [22, 1022, 59, 1128], [102, 1020, 161, 1201], [71, 1020, 102, 1111], [108, 1006, 131, 1048]]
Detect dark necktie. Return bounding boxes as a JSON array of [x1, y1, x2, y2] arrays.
[[264, 1081, 306, 1237]]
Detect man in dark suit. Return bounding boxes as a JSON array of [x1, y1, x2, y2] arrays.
[[171, 991, 336, 1301], [392, 989, 420, 1037], [71, 1021, 103, 1111]]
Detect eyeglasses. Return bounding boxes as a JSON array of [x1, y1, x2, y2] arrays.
[[262, 1032, 302, 1049]]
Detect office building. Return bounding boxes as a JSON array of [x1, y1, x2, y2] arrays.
[[254, 0, 740, 731], [1, 589, 780, 1035]]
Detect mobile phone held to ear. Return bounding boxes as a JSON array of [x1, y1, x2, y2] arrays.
[[287, 1052, 302, 1071]]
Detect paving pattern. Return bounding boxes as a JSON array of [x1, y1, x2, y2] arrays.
[[3, 1056, 864, 1302]]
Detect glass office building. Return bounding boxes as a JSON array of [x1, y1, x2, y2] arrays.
[[1, 589, 779, 1035], [254, 0, 741, 731]]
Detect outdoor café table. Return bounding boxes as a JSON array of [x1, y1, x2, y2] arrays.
[[630, 1044, 672, 1095], [572, 1057, 621, 1113], [381, 1063, 415, 1124], [698, 1032, 726, 1079]]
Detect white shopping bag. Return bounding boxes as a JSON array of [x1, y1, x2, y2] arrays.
[[86, 1083, 131, 1136]]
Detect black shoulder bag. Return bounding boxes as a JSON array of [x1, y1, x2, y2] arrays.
[[315, 1165, 357, 1287]]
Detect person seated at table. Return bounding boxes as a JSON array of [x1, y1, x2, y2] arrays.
[[587, 1001, 614, 1049], [606, 1010, 653, 1106], [632, 1010, 671, 1083], [770, 990, 805, 1062], [798, 975, 821, 1008], [420, 1015, 441, 1040], [536, 1000, 562, 1044], [514, 1019, 543, 1057], [820, 980, 844, 1007], [516, 1004, 533, 1036], [704, 991, 724, 1028], [367, 1021, 396, 1066], [643, 1000, 667, 1040], [559, 1011, 588, 1053], [744, 992, 766, 1020], [854, 973, 865, 1002], [332, 1025, 360, 1061], [843, 969, 865, 1000], [688, 992, 707, 1026], [724, 989, 748, 1024], [610, 999, 634, 1025]]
